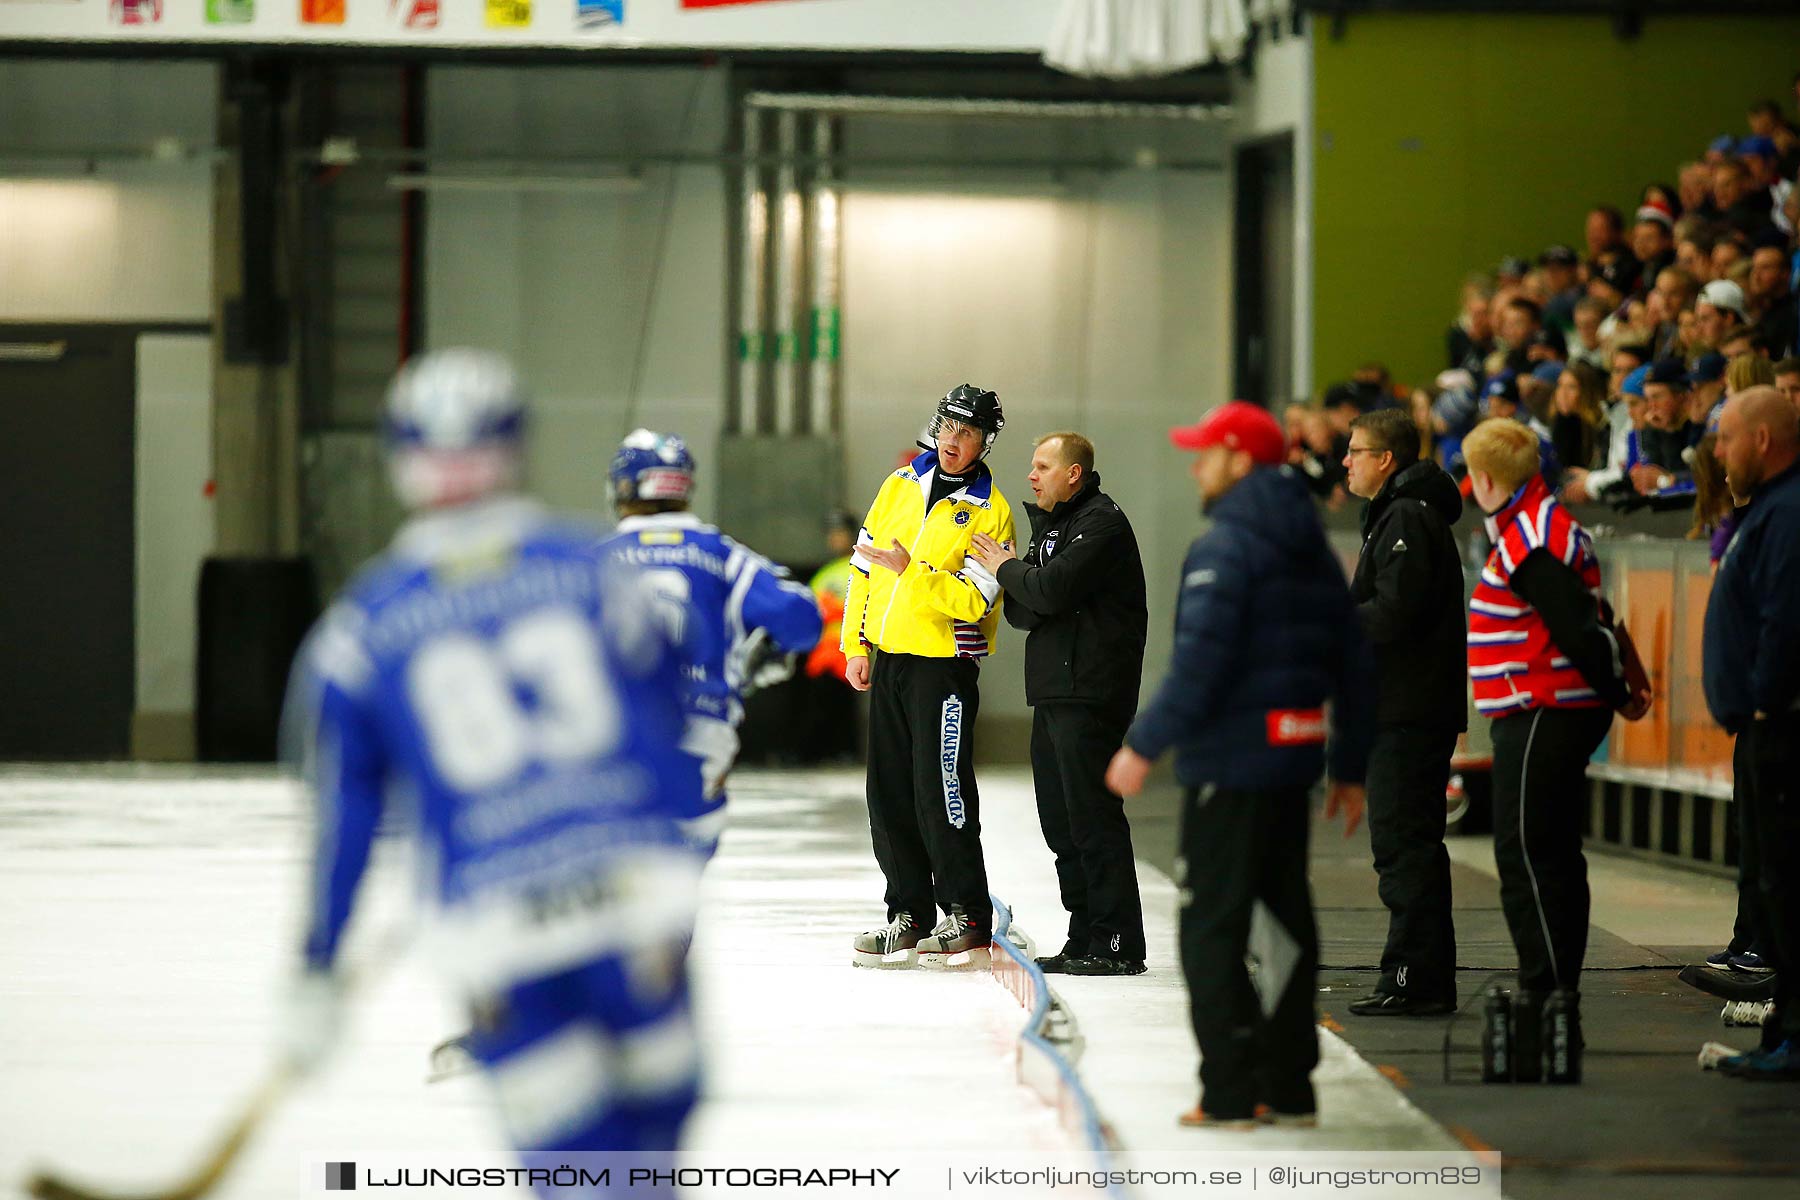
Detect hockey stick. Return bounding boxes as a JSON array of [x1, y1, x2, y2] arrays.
[[25, 1060, 297, 1200]]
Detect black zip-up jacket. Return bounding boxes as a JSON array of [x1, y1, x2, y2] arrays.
[[998, 474, 1147, 712], [1704, 460, 1800, 733], [1350, 460, 1469, 731]]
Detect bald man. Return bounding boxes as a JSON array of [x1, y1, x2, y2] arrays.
[[1705, 386, 1800, 1081]]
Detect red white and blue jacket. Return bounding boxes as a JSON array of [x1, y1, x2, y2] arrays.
[[1467, 475, 1610, 718]]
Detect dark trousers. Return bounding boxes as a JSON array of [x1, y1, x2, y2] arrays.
[[1489, 705, 1613, 995], [1031, 703, 1146, 961], [1179, 785, 1319, 1118], [866, 652, 990, 929], [1737, 715, 1800, 1046], [1365, 724, 1458, 1001], [1729, 758, 1765, 957]]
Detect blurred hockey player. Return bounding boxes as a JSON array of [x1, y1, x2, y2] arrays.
[[599, 429, 824, 858], [279, 349, 706, 1170]]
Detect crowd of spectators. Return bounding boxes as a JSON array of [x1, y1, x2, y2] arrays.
[[1294, 82, 1800, 556]]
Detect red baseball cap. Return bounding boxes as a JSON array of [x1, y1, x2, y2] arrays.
[[1169, 401, 1286, 466]]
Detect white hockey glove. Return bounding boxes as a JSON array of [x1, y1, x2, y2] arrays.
[[280, 968, 347, 1078], [740, 628, 798, 697]]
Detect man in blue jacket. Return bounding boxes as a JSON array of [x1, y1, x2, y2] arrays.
[[1705, 386, 1800, 1081], [1108, 401, 1375, 1130]]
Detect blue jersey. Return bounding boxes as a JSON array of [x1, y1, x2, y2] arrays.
[[285, 497, 703, 993], [598, 513, 823, 728]]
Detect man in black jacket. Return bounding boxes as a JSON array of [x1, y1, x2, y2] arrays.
[[1705, 387, 1800, 1081], [1105, 402, 1374, 1128], [969, 432, 1149, 975], [1341, 408, 1467, 1016]]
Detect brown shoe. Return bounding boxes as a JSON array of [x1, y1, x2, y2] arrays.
[[1177, 1103, 1257, 1131]]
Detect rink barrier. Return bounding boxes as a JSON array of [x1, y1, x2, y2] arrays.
[[988, 895, 1125, 1191]]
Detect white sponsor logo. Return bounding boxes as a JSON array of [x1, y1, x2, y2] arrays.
[[1396, 965, 1409, 990], [940, 696, 966, 830], [1183, 567, 1217, 588], [1391, 538, 1408, 552]]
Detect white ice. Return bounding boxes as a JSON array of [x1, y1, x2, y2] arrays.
[[2, 765, 1467, 1200]]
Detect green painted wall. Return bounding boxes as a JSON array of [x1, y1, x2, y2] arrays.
[[1311, 14, 1800, 393]]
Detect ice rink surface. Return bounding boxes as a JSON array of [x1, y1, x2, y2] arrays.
[[1, 766, 1458, 1200]]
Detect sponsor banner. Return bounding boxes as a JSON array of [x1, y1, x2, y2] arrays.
[[206, 0, 253, 23], [389, 0, 437, 29], [300, 0, 344, 23], [1265, 707, 1327, 746], [681, 0, 806, 7], [486, 0, 529, 28], [110, 0, 161, 23], [574, 0, 621, 29]]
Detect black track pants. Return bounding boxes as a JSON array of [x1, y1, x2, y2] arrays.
[[1489, 705, 1613, 995], [865, 652, 990, 930], [1738, 715, 1800, 1047], [1178, 784, 1319, 1119], [1031, 703, 1146, 960], [1365, 724, 1458, 1001]]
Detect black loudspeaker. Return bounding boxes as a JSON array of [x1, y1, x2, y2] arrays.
[[196, 556, 319, 762]]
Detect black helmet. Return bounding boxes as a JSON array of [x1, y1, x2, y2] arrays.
[[929, 384, 1005, 456]]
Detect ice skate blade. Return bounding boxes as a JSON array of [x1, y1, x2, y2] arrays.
[[917, 945, 992, 972], [852, 948, 917, 969]]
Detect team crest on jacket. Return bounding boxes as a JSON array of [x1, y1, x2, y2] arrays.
[[1041, 531, 1058, 559], [954, 509, 971, 525]]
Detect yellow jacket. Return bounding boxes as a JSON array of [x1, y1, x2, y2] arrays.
[[843, 451, 1016, 659]]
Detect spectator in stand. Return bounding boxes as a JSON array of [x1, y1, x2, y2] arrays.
[[1704, 387, 1800, 1082], [1570, 296, 1610, 370], [1642, 182, 1683, 222], [1496, 298, 1543, 364], [1690, 433, 1734, 561], [1540, 245, 1583, 333], [1584, 205, 1628, 264], [1727, 355, 1779, 409], [1352, 363, 1397, 409], [1677, 228, 1718, 283], [1720, 327, 1762, 364], [1427, 369, 1482, 472], [1698, 279, 1751, 352], [1680, 162, 1720, 223], [1631, 359, 1703, 497], [1550, 362, 1609, 474], [1632, 205, 1678, 294], [1523, 327, 1567, 367], [1497, 256, 1531, 291], [1448, 281, 1496, 376], [1650, 266, 1701, 358], [1521, 361, 1564, 423], [1564, 348, 1653, 504], [1716, 157, 1775, 239], [1714, 234, 1751, 281], [1748, 242, 1798, 356], [1463, 419, 1643, 1081], [1589, 258, 1641, 343], [1482, 372, 1560, 488], [1748, 100, 1800, 178], [1776, 357, 1800, 411], [1740, 136, 1784, 194], [1291, 404, 1350, 504], [1688, 352, 1729, 428], [1706, 133, 1740, 166], [1341, 407, 1467, 1019]]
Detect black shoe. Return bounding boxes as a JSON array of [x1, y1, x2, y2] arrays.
[[1347, 991, 1454, 1017], [1035, 953, 1072, 974], [1064, 954, 1147, 976]]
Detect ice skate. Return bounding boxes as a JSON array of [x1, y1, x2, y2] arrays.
[[916, 906, 991, 971], [852, 911, 922, 969]]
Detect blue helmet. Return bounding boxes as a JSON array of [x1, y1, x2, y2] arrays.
[[383, 348, 526, 508], [610, 428, 695, 509]]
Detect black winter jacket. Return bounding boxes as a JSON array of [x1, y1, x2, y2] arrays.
[[1126, 467, 1376, 790], [1351, 461, 1469, 732], [998, 475, 1147, 712]]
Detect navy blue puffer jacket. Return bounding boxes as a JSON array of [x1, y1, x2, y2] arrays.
[[1126, 466, 1376, 790]]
